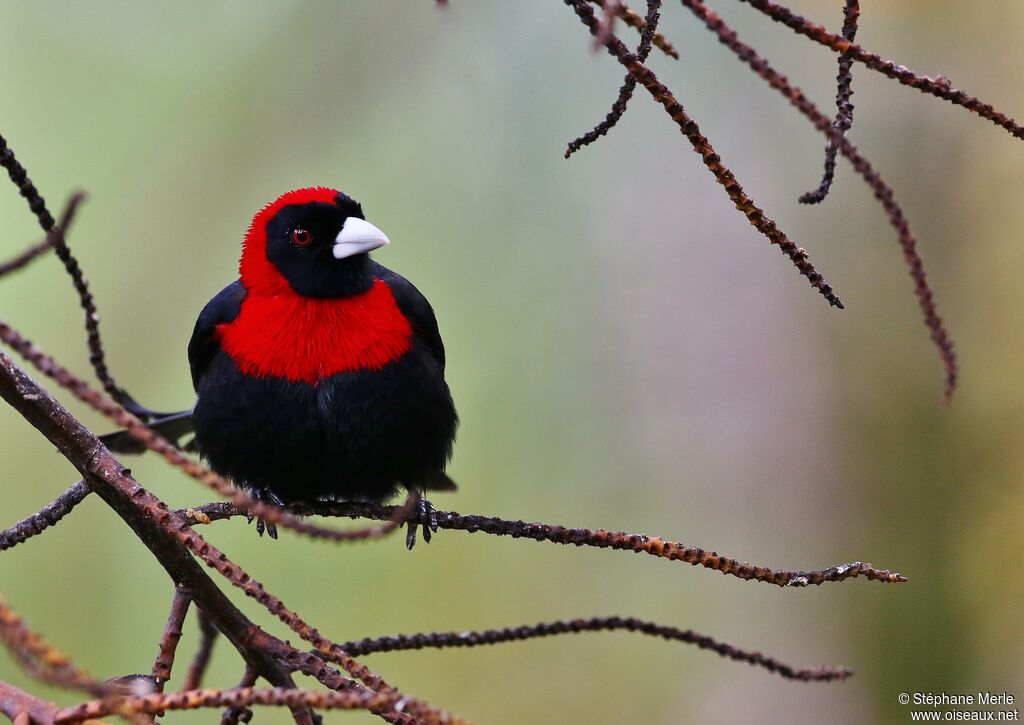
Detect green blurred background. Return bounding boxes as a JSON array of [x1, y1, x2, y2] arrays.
[[1, 2, 1021, 723]]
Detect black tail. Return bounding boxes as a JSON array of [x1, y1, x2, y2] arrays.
[[422, 471, 458, 492], [99, 410, 195, 454]]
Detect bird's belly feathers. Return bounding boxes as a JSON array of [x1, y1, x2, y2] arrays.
[[216, 279, 413, 383], [192, 347, 456, 502]]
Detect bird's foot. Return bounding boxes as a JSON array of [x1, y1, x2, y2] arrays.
[[405, 494, 438, 550], [244, 489, 285, 540]]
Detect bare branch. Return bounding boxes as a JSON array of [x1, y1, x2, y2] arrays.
[[55, 687, 398, 723], [799, 0, 859, 204], [151, 588, 192, 691], [0, 480, 91, 552], [0, 194, 85, 280], [257, 501, 908, 587], [340, 615, 853, 682], [0, 680, 61, 725]]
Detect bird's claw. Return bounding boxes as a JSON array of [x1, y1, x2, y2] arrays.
[[405, 495, 438, 550], [246, 489, 284, 540]]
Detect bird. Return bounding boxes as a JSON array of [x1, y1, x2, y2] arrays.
[[102, 187, 458, 547]]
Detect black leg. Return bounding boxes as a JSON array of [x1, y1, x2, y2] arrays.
[[405, 490, 438, 550], [245, 487, 283, 540]]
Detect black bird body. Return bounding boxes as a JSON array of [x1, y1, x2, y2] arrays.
[[190, 267, 457, 504], [104, 187, 458, 520]]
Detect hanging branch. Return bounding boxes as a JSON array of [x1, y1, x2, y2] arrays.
[[799, 0, 859, 204]]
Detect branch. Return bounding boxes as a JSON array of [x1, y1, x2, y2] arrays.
[[54, 687, 397, 723], [799, 0, 859, 204], [185, 501, 905, 588], [339, 616, 852, 682], [0, 194, 85, 280], [738, 0, 1024, 140], [0, 481, 91, 552], [0, 681, 60, 725], [0, 136, 159, 419], [602, 0, 678, 58], [150, 588, 191, 691]]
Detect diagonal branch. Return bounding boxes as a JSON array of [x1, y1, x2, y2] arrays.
[[0, 680, 61, 725], [0, 194, 85, 280], [0, 480, 91, 552], [563, 0, 845, 309], [679, 0, 958, 398]]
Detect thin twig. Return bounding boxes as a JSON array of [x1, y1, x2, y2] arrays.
[[799, 0, 859, 204], [151, 588, 192, 691], [340, 615, 852, 681], [0, 194, 85, 279], [0, 480, 91, 551], [566, 0, 663, 157], [0, 136, 167, 419], [186, 500, 907, 587]]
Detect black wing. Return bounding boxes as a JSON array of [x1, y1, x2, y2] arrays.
[[372, 263, 446, 372], [188, 279, 246, 389]]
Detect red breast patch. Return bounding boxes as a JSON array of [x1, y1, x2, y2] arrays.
[[218, 279, 413, 383]]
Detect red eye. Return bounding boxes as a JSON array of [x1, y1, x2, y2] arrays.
[[291, 227, 313, 247]]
